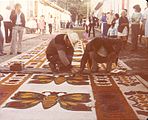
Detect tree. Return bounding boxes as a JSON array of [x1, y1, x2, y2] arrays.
[[56, 0, 87, 22]]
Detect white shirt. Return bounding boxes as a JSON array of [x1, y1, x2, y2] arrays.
[[2, 9, 11, 22], [143, 8, 148, 20], [16, 12, 22, 25], [48, 18, 54, 24]]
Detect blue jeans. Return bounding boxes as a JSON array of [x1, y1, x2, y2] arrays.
[[0, 28, 4, 53]]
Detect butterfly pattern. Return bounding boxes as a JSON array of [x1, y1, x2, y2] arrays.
[[4, 91, 92, 111], [28, 75, 90, 85]]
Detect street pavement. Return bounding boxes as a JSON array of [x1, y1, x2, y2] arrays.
[[0, 28, 148, 120], [0, 33, 56, 64]]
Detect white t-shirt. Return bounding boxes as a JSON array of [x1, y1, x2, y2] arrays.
[[143, 8, 148, 37], [2, 9, 11, 22], [16, 12, 22, 25]]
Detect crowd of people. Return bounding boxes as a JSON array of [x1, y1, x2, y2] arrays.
[[46, 2, 148, 74], [0, 3, 73, 56], [84, 2, 148, 51], [0, 2, 148, 74]]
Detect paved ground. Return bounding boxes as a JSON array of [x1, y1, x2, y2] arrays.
[[1, 28, 148, 80], [0, 33, 55, 64], [0, 28, 148, 120]]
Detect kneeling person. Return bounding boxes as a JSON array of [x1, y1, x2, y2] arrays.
[[46, 34, 74, 73], [80, 37, 121, 72]]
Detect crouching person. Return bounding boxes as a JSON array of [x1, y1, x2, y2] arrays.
[[79, 37, 121, 73], [46, 34, 74, 73]]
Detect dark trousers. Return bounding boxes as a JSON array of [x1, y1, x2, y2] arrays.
[[48, 24, 52, 34], [131, 24, 140, 49], [88, 25, 95, 37], [0, 28, 4, 53], [4, 22, 12, 43]]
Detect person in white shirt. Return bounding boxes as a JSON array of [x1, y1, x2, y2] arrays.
[[10, 3, 25, 55], [143, 2, 148, 37], [131, 4, 142, 51], [3, 6, 12, 43], [143, 2, 148, 48], [106, 10, 114, 32], [0, 14, 7, 56]]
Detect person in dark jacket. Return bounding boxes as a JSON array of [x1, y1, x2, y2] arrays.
[[88, 15, 97, 37], [10, 3, 25, 55], [118, 10, 129, 49], [79, 37, 121, 72], [46, 34, 74, 73]]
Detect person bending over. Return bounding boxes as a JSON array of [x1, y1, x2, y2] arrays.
[[79, 37, 121, 73], [46, 34, 74, 73]]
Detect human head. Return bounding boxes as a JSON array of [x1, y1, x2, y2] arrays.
[[124, 9, 127, 13], [15, 3, 21, 12], [6, 6, 11, 10], [121, 10, 127, 17], [114, 13, 119, 19], [133, 4, 141, 12], [110, 10, 113, 14]]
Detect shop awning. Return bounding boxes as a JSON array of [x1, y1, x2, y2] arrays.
[[95, 2, 103, 10], [39, 0, 71, 15]]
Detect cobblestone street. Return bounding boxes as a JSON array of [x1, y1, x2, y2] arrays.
[[0, 28, 148, 120]]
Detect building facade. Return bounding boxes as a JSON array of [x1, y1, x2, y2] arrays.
[[0, 0, 71, 31]]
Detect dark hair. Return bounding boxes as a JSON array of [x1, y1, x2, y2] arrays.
[[115, 13, 119, 19], [133, 4, 141, 12], [124, 9, 127, 12]]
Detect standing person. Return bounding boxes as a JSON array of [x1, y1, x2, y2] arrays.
[[10, 3, 25, 55], [79, 37, 121, 73], [106, 10, 114, 32], [0, 14, 6, 56], [100, 12, 107, 36], [131, 5, 142, 51], [48, 15, 54, 34], [26, 17, 37, 34], [38, 15, 46, 34], [3, 6, 12, 43], [118, 10, 129, 49], [143, 2, 148, 48], [88, 15, 96, 37], [107, 13, 119, 38]]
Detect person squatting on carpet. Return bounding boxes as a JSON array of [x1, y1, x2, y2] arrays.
[[46, 34, 74, 73], [79, 37, 122, 73]]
